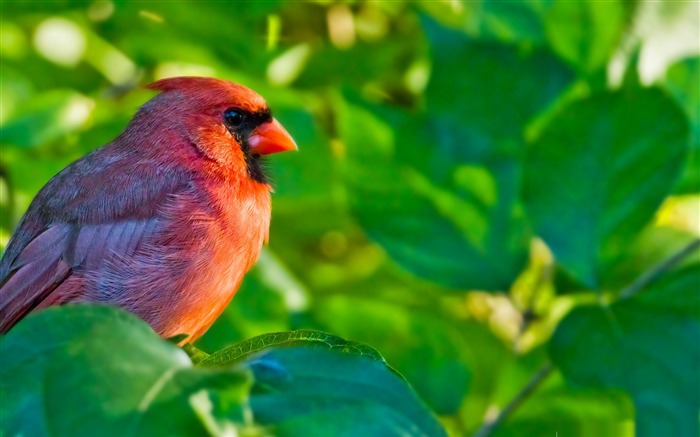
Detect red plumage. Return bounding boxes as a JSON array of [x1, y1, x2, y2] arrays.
[[0, 77, 297, 341]]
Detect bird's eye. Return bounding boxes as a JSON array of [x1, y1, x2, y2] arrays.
[[224, 109, 245, 128]]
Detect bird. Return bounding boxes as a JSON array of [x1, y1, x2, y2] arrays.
[[0, 76, 297, 342]]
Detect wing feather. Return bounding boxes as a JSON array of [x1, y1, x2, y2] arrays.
[[0, 257, 72, 332], [0, 144, 194, 333], [0, 218, 163, 333]]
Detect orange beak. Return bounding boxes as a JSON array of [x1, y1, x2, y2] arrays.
[[248, 118, 298, 155]]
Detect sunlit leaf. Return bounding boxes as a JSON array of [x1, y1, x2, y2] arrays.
[[541, 1, 627, 73], [201, 329, 382, 366]]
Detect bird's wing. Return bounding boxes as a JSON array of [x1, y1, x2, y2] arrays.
[[0, 147, 191, 333], [0, 219, 161, 331]]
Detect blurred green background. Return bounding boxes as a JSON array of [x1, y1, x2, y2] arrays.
[[1, 1, 698, 436]]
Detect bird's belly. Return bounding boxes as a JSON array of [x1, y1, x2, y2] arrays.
[[149, 217, 266, 341]]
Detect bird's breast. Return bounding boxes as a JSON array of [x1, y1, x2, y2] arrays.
[[166, 181, 271, 340]]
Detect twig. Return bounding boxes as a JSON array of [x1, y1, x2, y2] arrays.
[[619, 238, 700, 299], [471, 363, 554, 437], [471, 238, 700, 437]]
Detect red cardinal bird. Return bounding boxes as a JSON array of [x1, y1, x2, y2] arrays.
[[0, 76, 296, 341]]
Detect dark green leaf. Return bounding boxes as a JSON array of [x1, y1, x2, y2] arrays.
[[550, 267, 700, 436], [338, 98, 529, 290], [664, 56, 700, 193], [421, 1, 629, 73], [524, 87, 690, 286], [311, 296, 475, 414], [202, 330, 447, 437], [0, 305, 250, 437], [424, 18, 575, 141], [336, 19, 572, 290]]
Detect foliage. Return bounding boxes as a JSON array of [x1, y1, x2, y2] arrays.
[[1, 305, 443, 436], [1, 1, 698, 436]]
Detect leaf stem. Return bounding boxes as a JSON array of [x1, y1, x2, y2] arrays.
[[619, 238, 700, 299], [471, 362, 554, 437], [470, 238, 699, 437], [182, 343, 210, 365]]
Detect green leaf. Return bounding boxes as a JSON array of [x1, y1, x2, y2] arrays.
[[541, 1, 628, 73], [1, 307, 446, 437], [310, 296, 475, 415], [0, 305, 250, 437], [487, 349, 633, 437], [492, 376, 634, 437], [338, 99, 528, 290], [420, 1, 629, 73], [424, 18, 575, 141], [523, 87, 690, 286], [201, 329, 382, 366], [201, 330, 447, 437], [603, 225, 700, 290], [550, 267, 700, 436], [339, 20, 574, 290], [419, 0, 548, 45], [664, 56, 700, 193]]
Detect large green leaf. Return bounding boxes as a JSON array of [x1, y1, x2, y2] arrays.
[[309, 296, 475, 415], [338, 22, 572, 290], [424, 18, 574, 141], [550, 266, 700, 436], [0, 305, 250, 437], [202, 330, 447, 437], [1, 306, 446, 437], [523, 87, 689, 286], [338, 99, 524, 290]]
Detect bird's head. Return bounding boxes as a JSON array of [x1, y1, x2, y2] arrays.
[[139, 76, 297, 184]]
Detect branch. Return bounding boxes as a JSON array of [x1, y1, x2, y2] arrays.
[[619, 238, 700, 299], [470, 239, 699, 437], [471, 363, 554, 437]]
